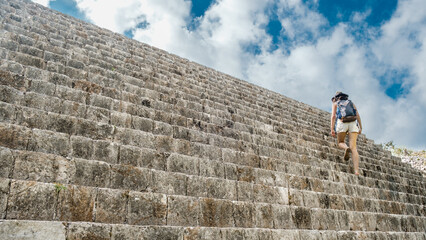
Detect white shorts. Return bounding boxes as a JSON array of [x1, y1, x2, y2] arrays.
[[336, 120, 359, 133]]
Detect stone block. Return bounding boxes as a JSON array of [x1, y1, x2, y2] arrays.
[[254, 184, 284, 204], [28, 129, 70, 157], [16, 106, 50, 130], [95, 188, 128, 224], [341, 196, 355, 211], [153, 121, 173, 136], [0, 123, 31, 150], [152, 170, 187, 195], [336, 232, 357, 240], [114, 127, 155, 149], [270, 230, 300, 240], [66, 222, 111, 240], [320, 231, 338, 240], [132, 116, 153, 132], [71, 158, 110, 188], [289, 188, 304, 206], [167, 153, 199, 175], [13, 151, 74, 183], [71, 135, 94, 159], [299, 230, 322, 240], [111, 111, 132, 128], [255, 203, 274, 229], [0, 85, 24, 105], [302, 191, 320, 208], [0, 178, 10, 219], [144, 226, 183, 240], [127, 192, 167, 225], [272, 171, 287, 187], [7, 180, 56, 220], [111, 225, 148, 240], [329, 194, 344, 210], [28, 80, 56, 96], [200, 198, 233, 227], [0, 69, 29, 91], [291, 207, 312, 229], [363, 212, 377, 231], [220, 228, 245, 240], [183, 227, 222, 240], [93, 140, 119, 164], [86, 106, 110, 124], [57, 184, 96, 222], [237, 181, 254, 202], [155, 135, 175, 153], [191, 142, 222, 161], [167, 195, 199, 226], [233, 201, 255, 228], [311, 209, 338, 230], [272, 204, 294, 229], [0, 102, 16, 124], [199, 158, 225, 178], [224, 163, 238, 180], [0, 147, 14, 178], [110, 164, 152, 192], [0, 220, 66, 240]]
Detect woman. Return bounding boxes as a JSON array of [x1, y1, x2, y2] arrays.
[[330, 92, 363, 175]]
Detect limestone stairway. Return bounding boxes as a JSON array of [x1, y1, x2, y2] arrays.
[[0, 0, 425, 239]]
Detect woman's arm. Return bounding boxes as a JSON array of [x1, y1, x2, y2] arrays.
[[354, 104, 362, 134], [330, 103, 337, 137]]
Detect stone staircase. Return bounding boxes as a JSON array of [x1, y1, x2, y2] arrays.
[[0, 0, 425, 239]]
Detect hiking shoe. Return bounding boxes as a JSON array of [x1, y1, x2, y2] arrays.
[[344, 148, 351, 160]]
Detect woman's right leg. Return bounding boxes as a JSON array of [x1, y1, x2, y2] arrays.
[[337, 132, 351, 160]]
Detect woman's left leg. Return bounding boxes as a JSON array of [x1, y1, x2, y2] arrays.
[[348, 132, 359, 175]]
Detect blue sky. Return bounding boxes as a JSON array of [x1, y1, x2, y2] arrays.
[[33, 0, 426, 150]]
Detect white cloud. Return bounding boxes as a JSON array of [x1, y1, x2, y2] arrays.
[[32, 0, 50, 7]]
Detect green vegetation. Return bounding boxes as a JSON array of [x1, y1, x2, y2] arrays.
[[382, 141, 426, 157], [54, 183, 67, 193]]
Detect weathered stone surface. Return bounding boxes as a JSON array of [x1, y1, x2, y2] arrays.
[[233, 201, 255, 228], [167, 153, 199, 175], [71, 158, 110, 188], [144, 226, 184, 240], [111, 225, 148, 240], [270, 230, 300, 240], [237, 181, 254, 202], [152, 170, 187, 195], [70, 135, 94, 159], [27, 129, 70, 157], [95, 188, 128, 224], [272, 204, 294, 229], [183, 227, 222, 240], [291, 207, 312, 229], [199, 158, 225, 178], [13, 151, 74, 183], [93, 140, 119, 164], [255, 203, 274, 229], [0, 147, 14, 178], [200, 198, 233, 227], [57, 185, 96, 222], [7, 181, 56, 220], [0, 220, 66, 240], [127, 192, 167, 225], [167, 195, 199, 226], [66, 222, 111, 240], [0, 178, 10, 219], [110, 164, 152, 192], [0, 123, 30, 150]]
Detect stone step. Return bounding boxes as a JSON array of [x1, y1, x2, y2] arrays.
[[1, 179, 425, 233], [0, 93, 423, 195], [0, 62, 420, 181], [1, 220, 424, 240], [1, 147, 424, 213], [0, 79, 422, 192], [0, 76, 420, 187]]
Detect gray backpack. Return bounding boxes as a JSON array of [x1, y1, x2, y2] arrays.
[[337, 100, 357, 122]]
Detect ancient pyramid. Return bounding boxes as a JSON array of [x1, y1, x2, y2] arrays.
[[0, 0, 425, 239]]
